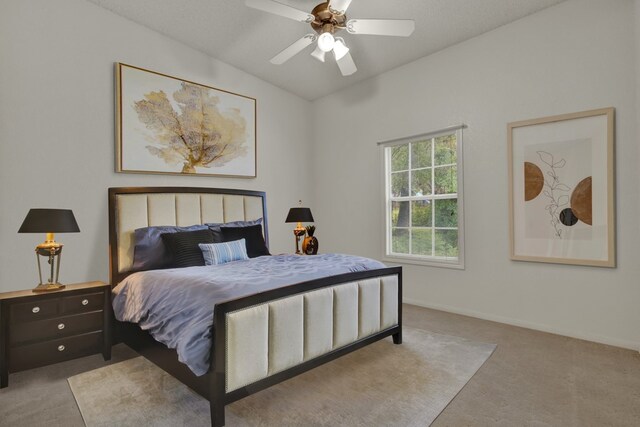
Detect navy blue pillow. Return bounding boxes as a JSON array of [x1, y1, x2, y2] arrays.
[[207, 218, 262, 242], [220, 224, 270, 258], [132, 224, 209, 271], [161, 229, 215, 268]]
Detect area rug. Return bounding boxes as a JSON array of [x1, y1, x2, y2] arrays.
[[68, 327, 495, 426]]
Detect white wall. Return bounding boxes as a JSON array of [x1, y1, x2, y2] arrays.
[[312, 0, 640, 350], [0, 0, 312, 292]]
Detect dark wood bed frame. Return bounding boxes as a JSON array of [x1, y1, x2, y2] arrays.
[[108, 187, 402, 426]]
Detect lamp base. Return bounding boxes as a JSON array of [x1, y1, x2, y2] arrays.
[[32, 283, 66, 293], [293, 227, 306, 255]]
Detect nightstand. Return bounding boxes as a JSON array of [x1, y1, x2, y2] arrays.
[[0, 281, 111, 388]]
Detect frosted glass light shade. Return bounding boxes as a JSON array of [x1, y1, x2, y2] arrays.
[[333, 38, 349, 60], [311, 45, 326, 62], [317, 32, 335, 52]]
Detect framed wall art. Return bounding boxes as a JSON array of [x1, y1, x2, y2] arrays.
[[116, 63, 256, 178], [508, 108, 615, 267]]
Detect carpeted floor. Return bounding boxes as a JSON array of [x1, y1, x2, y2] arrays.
[[404, 305, 640, 426], [68, 327, 495, 426]]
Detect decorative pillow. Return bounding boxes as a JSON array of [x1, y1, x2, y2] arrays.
[[220, 224, 270, 258], [207, 218, 262, 241], [160, 228, 215, 268], [199, 239, 249, 266], [132, 224, 209, 271]]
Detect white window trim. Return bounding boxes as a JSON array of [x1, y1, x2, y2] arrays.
[[380, 125, 466, 270]]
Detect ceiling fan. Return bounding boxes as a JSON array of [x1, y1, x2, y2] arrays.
[[245, 0, 415, 76]]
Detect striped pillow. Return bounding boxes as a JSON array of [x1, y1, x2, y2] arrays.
[[199, 239, 249, 266]]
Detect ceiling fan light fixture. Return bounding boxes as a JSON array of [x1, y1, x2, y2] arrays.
[[333, 38, 349, 60], [246, 0, 416, 78], [317, 32, 335, 52], [311, 45, 326, 62]]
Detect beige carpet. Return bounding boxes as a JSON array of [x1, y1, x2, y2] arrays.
[[68, 327, 495, 426]]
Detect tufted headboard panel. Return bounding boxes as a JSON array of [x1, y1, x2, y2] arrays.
[[108, 187, 268, 286]]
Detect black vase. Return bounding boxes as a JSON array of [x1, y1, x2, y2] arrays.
[[302, 236, 318, 255]]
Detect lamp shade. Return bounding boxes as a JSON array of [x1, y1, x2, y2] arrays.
[[285, 207, 314, 223], [18, 209, 80, 233]]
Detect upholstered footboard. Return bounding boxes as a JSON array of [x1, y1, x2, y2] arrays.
[[210, 267, 402, 427]]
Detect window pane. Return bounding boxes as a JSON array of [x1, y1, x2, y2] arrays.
[[391, 172, 409, 197], [392, 228, 409, 254], [434, 199, 458, 228], [411, 200, 432, 227], [435, 134, 457, 165], [411, 168, 432, 196], [435, 229, 458, 257], [391, 145, 408, 171], [392, 201, 410, 227], [411, 140, 432, 169], [411, 229, 432, 256], [434, 166, 457, 194], [385, 130, 462, 264]]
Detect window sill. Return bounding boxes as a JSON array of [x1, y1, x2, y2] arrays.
[[383, 255, 465, 270]]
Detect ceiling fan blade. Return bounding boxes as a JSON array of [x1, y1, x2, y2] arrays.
[[329, 0, 353, 14], [270, 34, 316, 65], [346, 19, 415, 37], [245, 0, 314, 23], [336, 51, 357, 76]]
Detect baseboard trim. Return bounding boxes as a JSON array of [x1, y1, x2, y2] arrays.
[[403, 298, 640, 353]]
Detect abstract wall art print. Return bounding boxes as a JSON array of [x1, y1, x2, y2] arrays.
[[116, 63, 256, 178], [508, 108, 615, 267]]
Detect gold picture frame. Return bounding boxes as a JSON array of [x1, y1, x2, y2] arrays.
[[115, 63, 257, 178], [508, 108, 615, 267]]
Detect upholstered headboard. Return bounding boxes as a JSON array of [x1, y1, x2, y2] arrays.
[[108, 187, 268, 286]]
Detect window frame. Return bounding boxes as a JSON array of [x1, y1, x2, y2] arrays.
[[381, 126, 465, 269]]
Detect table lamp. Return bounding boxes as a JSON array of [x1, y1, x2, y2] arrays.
[[285, 202, 314, 255], [18, 208, 80, 293]]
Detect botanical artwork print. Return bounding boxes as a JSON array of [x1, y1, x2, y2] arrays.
[[134, 83, 247, 174], [523, 139, 592, 240], [118, 64, 256, 177]]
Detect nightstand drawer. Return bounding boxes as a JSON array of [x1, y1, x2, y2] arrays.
[[9, 331, 103, 373], [9, 298, 60, 323], [61, 292, 103, 314], [10, 311, 103, 345]]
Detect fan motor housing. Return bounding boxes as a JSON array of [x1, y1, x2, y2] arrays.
[[310, 2, 346, 34]]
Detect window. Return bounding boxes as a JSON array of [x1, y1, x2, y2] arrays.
[[382, 127, 464, 268]]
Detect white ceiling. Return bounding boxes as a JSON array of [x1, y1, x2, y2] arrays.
[[86, 0, 566, 100]]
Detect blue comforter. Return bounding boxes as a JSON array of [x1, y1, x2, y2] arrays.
[[112, 254, 386, 376]]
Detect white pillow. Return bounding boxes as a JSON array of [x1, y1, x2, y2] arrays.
[[199, 239, 249, 265]]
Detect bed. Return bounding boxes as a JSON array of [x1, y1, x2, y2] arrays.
[[108, 186, 402, 426]]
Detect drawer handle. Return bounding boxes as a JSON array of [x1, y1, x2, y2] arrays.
[[58, 323, 65, 330], [58, 345, 65, 352], [32, 306, 40, 314], [81, 299, 89, 306]]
